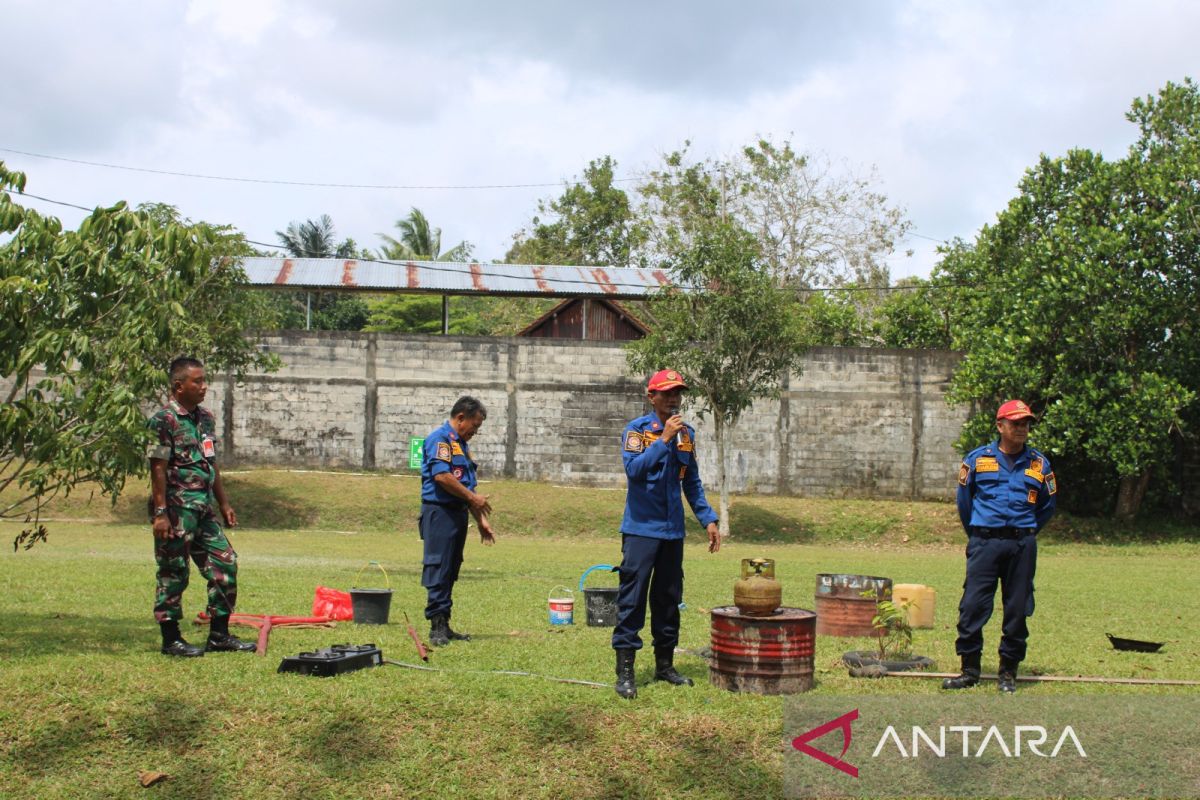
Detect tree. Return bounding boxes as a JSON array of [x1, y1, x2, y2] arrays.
[[378, 207, 473, 262], [0, 163, 278, 548], [626, 219, 808, 539], [938, 79, 1200, 519], [871, 278, 954, 349], [640, 139, 911, 289], [506, 156, 647, 267], [366, 208, 478, 334], [270, 215, 370, 330]]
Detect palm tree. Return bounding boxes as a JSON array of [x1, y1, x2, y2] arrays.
[[276, 214, 356, 258], [272, 215, 367, 330], [378, 207, 473, 261]]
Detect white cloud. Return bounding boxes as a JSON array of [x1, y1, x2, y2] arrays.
[[2, 0, 1196, 275]]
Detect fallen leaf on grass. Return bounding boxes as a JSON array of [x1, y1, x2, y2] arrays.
[[138, 771, 168, 787]]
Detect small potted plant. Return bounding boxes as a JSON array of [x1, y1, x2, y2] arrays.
[[842, 589, 935, 671]]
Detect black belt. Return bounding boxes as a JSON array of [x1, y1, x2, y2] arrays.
[[422, 500, 466, 512], [972, 526, 1035, 539]]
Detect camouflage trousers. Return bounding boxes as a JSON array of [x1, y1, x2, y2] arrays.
[[153, 505, 239, 623]]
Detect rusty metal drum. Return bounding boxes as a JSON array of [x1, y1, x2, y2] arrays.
[[709, 606, 816, 694], [814, 573, 892, 637]]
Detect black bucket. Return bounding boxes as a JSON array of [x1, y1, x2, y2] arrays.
[[350, 589, 392, 624], [579, 564, 620, 627], [351, 561, 392, 625]]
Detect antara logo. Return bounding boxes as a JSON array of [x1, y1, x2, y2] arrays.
[[792, 709, 859, 778], [793, 710, 1089, 778]]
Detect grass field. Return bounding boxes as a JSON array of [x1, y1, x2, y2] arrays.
[[2, 470, 1198, 798]]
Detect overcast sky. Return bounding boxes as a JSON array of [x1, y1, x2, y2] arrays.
[[3, 0, 1196, 279]]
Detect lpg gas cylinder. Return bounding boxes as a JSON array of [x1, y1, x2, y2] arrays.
[[733, 558, 782, 616]]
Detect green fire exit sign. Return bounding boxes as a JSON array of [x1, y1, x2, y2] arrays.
[[408, 437, 424, 470]]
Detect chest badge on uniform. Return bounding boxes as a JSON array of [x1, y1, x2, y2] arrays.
[[1027, 488, 1039, 504], [201, 438, 216, 459], [451, 442, 464, 456], [435, 442, 452, 462], [624, 431, 644, 453], [975, 456, 999, 473]]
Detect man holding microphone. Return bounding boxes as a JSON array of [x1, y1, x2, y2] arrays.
[[611, 369, 721, 699]]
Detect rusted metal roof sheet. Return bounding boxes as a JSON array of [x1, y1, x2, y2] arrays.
[[238, 257, 676, 299]]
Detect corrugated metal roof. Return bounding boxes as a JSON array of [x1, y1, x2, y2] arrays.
[[238, 257, 677, 299]]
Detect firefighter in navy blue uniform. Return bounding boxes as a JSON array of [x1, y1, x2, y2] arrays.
[[612, 369, 721, 699], [944, 399, 1057, 694], [419, 396, 496, 647]]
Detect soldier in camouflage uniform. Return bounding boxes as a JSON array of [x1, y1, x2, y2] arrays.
[[147, 357, 255, 657]]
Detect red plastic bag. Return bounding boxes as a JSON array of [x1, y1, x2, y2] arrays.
[[312, 586, 354, 621]]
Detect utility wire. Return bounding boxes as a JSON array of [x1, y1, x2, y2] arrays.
[[0, 146, 636, 190], [9, 188, 975, 296]]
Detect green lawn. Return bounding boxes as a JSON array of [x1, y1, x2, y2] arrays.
[[2, 471, 1198, 798]]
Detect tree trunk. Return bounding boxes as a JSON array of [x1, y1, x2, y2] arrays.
[[715, 414, 731, 539], [1114, 470, 1151, 521]]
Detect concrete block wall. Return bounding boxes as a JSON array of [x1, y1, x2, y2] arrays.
[[203, 332, 969, 500]]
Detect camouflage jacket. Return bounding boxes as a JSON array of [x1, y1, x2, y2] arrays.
[[147, 399, 219, 510]]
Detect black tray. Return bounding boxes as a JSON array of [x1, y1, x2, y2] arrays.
[[1106, 633, 1164, 653], [278, 643, 384, 676]]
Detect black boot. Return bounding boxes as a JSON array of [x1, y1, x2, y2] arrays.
[[942, 653, 981, 690], [160, 621, 204, 657], [206, 614, 256, 652], [429, 615, 450, 647], [653, 646, 694, 686], [615, 649, 637, 699], [445, 615, 471, 641], [997, 658, 1019, 694]]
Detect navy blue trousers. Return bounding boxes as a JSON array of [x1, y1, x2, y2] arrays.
[[954, 534, 1038, 663], [611, 534, 684, 651], [419, 502, 468, 620]]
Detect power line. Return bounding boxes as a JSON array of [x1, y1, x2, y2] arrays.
[[6, 146, 957, 247], [0, 146, 637, 191], [11, 190, 93, 212], [10, 188, 971, 296]]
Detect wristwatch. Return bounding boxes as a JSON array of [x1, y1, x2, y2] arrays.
[[154, 506, 168, 517]]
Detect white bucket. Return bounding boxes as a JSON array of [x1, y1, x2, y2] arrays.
[[548, 587, 574, 626]]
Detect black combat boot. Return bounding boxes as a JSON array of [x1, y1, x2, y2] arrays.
[[653, 646, 694, 686], [444, 615, 471, 641], [429, 615, 450, 647], [997, 658, 1019, 694], [941, 653, 982, 690], [206, 614, 256, 652], [160, 621, 204, 657], [615, 648, 637, 699]]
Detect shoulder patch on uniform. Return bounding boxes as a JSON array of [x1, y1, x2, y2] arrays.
[[624, 430, 644, 453], [1046, 472, 1057, 495], [975, 456, 999, 473], [435, 441, 452, 462], [958, 461, 970, 486]]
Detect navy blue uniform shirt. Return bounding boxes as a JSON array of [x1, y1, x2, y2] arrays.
[[620, 412, 718, 540], [957, 441, 1056, 531], [421, 421, 478, 506]]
